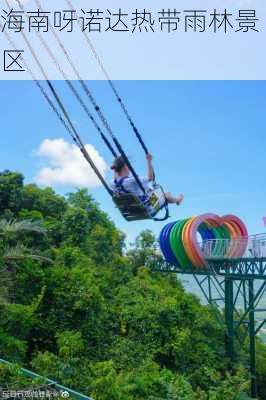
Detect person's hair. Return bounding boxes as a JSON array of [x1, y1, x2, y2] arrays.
[[111, 156, 127, 173]]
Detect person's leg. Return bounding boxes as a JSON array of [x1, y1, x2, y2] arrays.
[[165, 192, 184, 205]]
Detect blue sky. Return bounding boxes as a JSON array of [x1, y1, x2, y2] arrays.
[[0, 80, 265, 242]]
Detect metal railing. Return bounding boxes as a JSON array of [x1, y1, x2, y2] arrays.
[[201, 233, 266, 259], [0, 358, 93, 400]]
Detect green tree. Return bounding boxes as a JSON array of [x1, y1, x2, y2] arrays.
[[0, 171, 264, 400], [0, 219, 48, 301], [0, 171, 24, 217], [127, 230, 163, 273]]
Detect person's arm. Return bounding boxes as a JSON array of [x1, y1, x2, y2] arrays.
[[146, 153, 154, 181]]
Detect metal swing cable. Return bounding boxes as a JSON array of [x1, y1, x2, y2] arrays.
[[66, 0, 156, 183], [66, 0, 150, 157], [12, 0, 118, 160], [2, 23, 73, 139], [32, 0, 116, 161], [5, 0, 113, 196], [18, 0, 146, 195]]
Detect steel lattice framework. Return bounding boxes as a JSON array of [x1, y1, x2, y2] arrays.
[[152, 236, 266, 399]]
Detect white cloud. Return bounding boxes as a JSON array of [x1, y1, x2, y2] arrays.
[[35, 138, 108, 188]]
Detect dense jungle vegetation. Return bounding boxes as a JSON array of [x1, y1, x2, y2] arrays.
[[0, 170, 265, 399]]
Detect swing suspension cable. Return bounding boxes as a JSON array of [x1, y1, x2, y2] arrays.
[[66, 0, 155, 183], [66, 0, 150, 157], [16, 0, 146, 195], [33, 0, 115, 159], [4, 12, 168, 222], [13, 0, 118, 160], [2, 25, 72, 139], [5, 1, 113, 197]]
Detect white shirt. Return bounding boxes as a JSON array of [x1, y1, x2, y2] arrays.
[[112, 175, 166, 216], [112, 175, 150, 198]]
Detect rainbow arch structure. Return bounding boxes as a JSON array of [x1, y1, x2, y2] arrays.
[[159, 213, 248, 270]]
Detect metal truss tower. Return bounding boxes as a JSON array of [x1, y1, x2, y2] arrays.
[[153, 254, 266, 398]]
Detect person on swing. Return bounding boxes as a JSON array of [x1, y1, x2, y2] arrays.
[[111, 154, 184, 212]]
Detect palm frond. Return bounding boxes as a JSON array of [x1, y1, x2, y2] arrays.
[[3, 244, 52, 264], [0, 219, 46, 235]]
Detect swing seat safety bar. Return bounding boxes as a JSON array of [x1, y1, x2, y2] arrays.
[[112, 191, 169, 222]]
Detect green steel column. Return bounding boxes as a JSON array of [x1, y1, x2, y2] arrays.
[[225, 278, 234, 362], [248, 279, 257, 399], [208, 276, 212, 303]]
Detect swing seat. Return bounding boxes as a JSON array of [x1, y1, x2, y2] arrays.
[[112, 193, 151, 221], [112, 185, 170, 222]]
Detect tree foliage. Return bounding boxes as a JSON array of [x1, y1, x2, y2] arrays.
[[0, 171, 265, 399]]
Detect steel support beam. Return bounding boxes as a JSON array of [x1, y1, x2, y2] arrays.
[[152, 257, 266, 397]]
